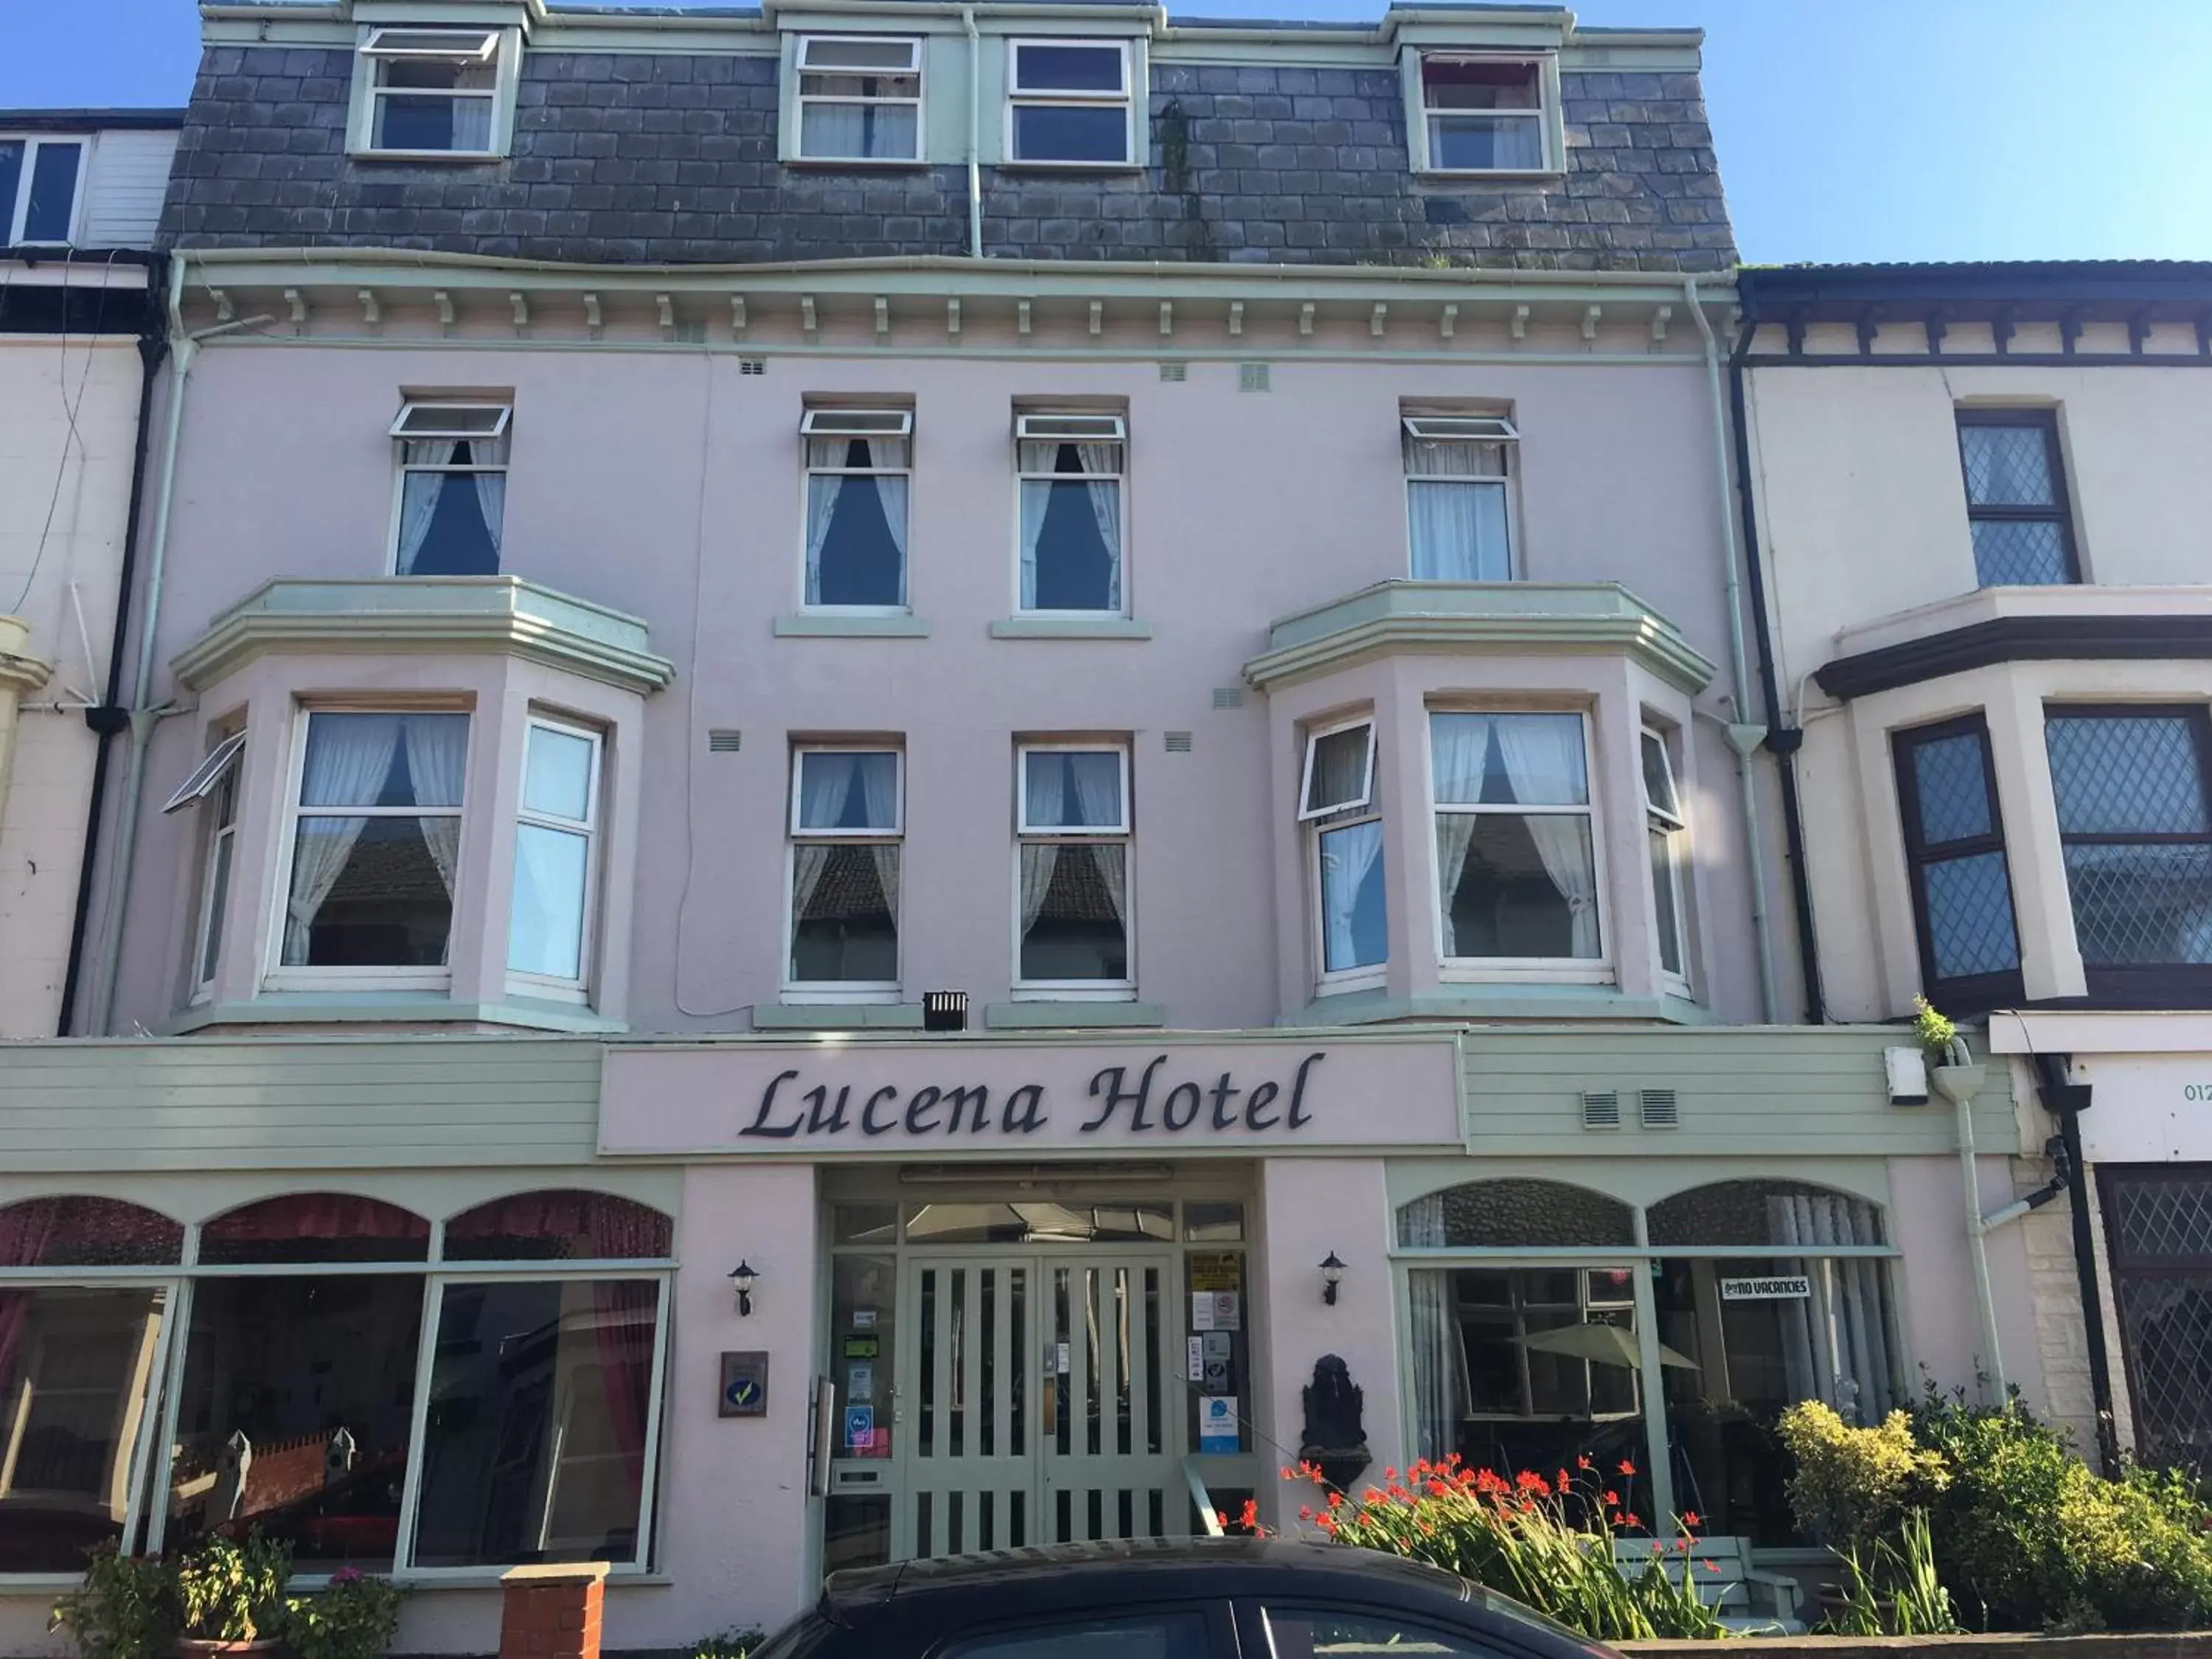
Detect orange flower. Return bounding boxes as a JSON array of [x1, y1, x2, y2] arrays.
[[1704, 1559, 1721, 1575], [1618, 1459, 1638, 1478], [1576, 1455, 1594, 1471], [1427, 1479, 1451, 1498], [1680, 1510, 1702, 1530], [1515, 1470, 1552, 1496], [1280, 1466, 1296, 1481], [1603, 1490, 1620, 1506], [1240, 1498, 1260, 1531], [1327, 1490, 1345, 1509], [1298, 1505, 1314, 1522]]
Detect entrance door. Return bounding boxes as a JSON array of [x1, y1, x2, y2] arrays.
[[897, 1253, 1183, 1559]]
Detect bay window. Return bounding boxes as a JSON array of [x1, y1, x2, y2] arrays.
[[1006, 41, 1134, 166], [278, 711, 470, 978], [508, 718, 602, 990], [2045, 706, 2212, 990], [790, 748, 903, 990], [802, 408, 911, 610], [162, 728, 249, 1001], [1415, 55, 1547, 174], [795, 36, 922, 162], [1641, 727, 1689, 991], [358, 29, 503, 156], [1404, 415, 1515, 582], [1892, 714, 2023, 1008], [391, 400, 509, 577], [1430, 711, 1601, 967], [1301, 720, 1385, 981], [1016, 413, 1124, 616], [1016, 745, 1131, 991]]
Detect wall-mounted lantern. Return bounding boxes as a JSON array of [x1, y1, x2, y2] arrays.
[[1320, 1251, 1346, 1306], [729, 1259, 758, 1317]]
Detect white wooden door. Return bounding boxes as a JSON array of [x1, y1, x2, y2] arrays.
[[894, 1253, 1183, 1560]]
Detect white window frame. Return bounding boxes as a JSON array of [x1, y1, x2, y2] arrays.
[[1641, 725, 1691, 997], [1005, 38, 1135, 168], [388, 400, 512, 578], [180, 733, 248, 1004], [1408, 51, 1556, 177], [1428, 706, 1612, 984], [353, 27, 509, 161], [786, 745, 904, 1001], [1, 134, 88, 246], [506, 715, 603, 1002], [1013, 412, 1129, 619], [1012, 742, 1135, 998], [265, 706, 470, 993], [801, 408, 914, 613], [1299, 717, 1377, 821], [792, 34, 925, 164], [1402, 414, 1518, 583]]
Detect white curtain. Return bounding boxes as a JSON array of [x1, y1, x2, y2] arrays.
[[791, 754, 860, 921], [1400, 1197, 1472, 1465], [1020, 755, 1065, 934], [1494, 716, 1599, 958], [1018, 480, 1051, 608], [450, 94, 494, 152], [473, 467, 505, 563], [404, 716, 469, 901], [1429, 715, 1492, 956], [1068, 756, 1127, 925], [804, 472, 841, 605], [283, 717, 404, 962], [1075, 443, 1123, 610], [1321, 818, 1383, 971], [800, 102, 868, 157], [1408, 480, 1509, 581], [859, 753, 900, 921], [806, 441, 907, 605], [394, 443, 452, 575]]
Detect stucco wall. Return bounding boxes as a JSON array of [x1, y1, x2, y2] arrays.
[[0, 335, 141, 1039], [102, 335, 1750, 1034]]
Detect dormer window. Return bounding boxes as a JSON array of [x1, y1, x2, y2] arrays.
[[357, 28, 505, 158], [1415, 55, 1550, 174], [0, 135, 86, 245], [1006, 40, 1134, 167], [795, 35, 923, 162]]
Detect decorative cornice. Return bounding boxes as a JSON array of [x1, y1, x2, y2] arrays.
[[172, 577, 675, 695], [1816, 613, 2212, 702], [1243, 580, 1716, 694], [0, 617, 52, 695]]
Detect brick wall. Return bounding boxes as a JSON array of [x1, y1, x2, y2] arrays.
[[2019, 1165, 2134, 1457], [159, 48, 1734, 269]]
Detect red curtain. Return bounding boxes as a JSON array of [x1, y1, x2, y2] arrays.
[[592, 1281, 657, 1487], [0, 1196, 181, 1267], [201, 1193, 430, 1245], [445, 1191, 671, 1259]]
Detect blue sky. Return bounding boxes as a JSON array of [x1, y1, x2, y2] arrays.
[[7, 0, 2209, 264]]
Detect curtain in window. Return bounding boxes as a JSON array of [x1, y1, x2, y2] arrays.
[[405, 717, 468, 897], [449, 94, 494, 152], [791, 754, 859, 921], [285, 718, 405, 961], [1321, 818, 1383, 970], [1402, 1194, 1475, 1466], [394, 442, 453, 575], [473, 467, 506, 560], [1429, 715, 1491, 956], [593, 1281, 656, 1485], [1494, 717, 1599, 957], [1075, 443, 1123, 609], [1018, 481, 1051, 609], [1021, 757, 1065, 934], [800, 102, 869, 156], [804, 469, 841, 605], [1407, 441, 1509, 582], [1068, 756, 1127, 923], [860, 751, 901, 920]]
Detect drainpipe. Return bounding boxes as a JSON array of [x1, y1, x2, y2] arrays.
[[55, 253, 170, 1035], [1727, 323, 1824, 1022], [2031, 1051, 2121, 1475], [961, 5, 984, 259], [1683, 277, 1778, 1024], [1935, 1035, 2007, 1400], [84, 257, 270, 1034]]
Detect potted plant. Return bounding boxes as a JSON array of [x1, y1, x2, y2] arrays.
[[50, 1545, 180, 1659], [173, 1531, 293, 1657], [283, 1568, 406, 1659], [1913, 997, 1985, 1107]]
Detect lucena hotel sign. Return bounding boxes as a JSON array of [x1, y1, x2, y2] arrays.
[[597, 1036, 1464, 1157]]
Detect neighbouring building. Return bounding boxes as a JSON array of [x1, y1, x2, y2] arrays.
[[1736, 260, 2212, 1472], [0, 7, 2049, 1651], [0, 109, 178, 1038]]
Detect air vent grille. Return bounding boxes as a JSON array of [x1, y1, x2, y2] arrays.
[[1211, 686, 1245, 710], [1158, 362, 1188, 383], [737, 355, 767, 376], [1639, 1088, 1679, 1128], [1581, 1091, 1621, 1130], [671, 319, 706, 345], [706, 728, 742, 753], [1164, 731, 1194, 754], [1238, 362, 1271, 393]]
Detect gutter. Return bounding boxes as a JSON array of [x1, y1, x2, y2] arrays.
[[1727, 313, 1826, 1021], [54, 251, 170, 1035], [1683, 277, 1778, 1023]]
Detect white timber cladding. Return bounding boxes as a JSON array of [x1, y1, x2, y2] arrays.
[[77, 129, 180, 246]]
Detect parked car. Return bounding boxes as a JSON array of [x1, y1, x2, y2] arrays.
[[753, 1536, 1621, 1658]]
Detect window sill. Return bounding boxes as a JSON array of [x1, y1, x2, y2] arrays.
[[990, 617, 1153, 640], [1315, 969, 1388, 998], [986, 1001, 1164, 1029], [161, 994, 629, 1036], [1413, 167, 1563, 183], [753, 1001, 925, 1030], [774, 613, 931, 638], [348, 147, 507, 164], [780, 155, 931, 170], [1280, 985, 1714, 1027], [997, 159, 1143, 173]]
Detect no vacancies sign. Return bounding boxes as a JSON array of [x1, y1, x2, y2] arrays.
[[1719, 1275, 1812, 1301], [597, 1037, 1463, 1156]]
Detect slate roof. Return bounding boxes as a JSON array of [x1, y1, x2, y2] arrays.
[[161, 47, 1734, 270]]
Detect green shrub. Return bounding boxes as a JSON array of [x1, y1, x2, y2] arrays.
[[174, 1530, 293, 1644], [694, 1629, 765, 1659], [1776, 1400, 1949, 1551], [49, 1546, 179, 1659], [284, 1569, 406, 1659]]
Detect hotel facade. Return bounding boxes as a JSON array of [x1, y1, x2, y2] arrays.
[[0, 2, 2111, 1650]]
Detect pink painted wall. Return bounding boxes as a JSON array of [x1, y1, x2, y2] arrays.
[[1886, 1153, 2044, 1413], [102, 340, 1750, 1033]]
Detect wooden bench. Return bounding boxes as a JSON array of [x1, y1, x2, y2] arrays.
[[1614, 1535, 1804, 1633]]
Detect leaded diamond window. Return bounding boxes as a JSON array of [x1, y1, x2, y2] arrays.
[[2046, 709, 2212, 980], [2105, 1169, 2212, 1475], [1893, 715, 2022, 1007], [1956, 411, 2078, 586]]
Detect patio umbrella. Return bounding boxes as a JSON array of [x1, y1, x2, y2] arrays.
[[1514, 1323, 1700, 1371]]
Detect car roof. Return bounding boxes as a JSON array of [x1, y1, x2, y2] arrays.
[[824, 1535, 1484, 1614]]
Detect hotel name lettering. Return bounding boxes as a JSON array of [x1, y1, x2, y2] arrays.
[[737, 1053, 1329, 1142]]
